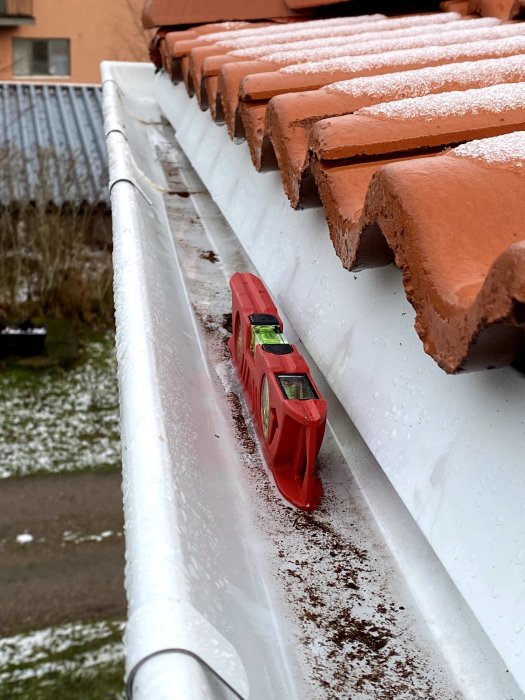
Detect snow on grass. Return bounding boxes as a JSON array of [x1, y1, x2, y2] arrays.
[[62, 529, 122, 544], [0, 620, 124, 689], [0, 332, 120, 478]]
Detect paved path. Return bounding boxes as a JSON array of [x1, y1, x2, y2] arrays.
[[0, 471, 125, 635]]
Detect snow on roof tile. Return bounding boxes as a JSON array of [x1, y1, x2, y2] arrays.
[[205, 14, 387, 43], [359, 81, 525, 120], [188, 15, 397, 104], [231, 17, 500, 60], [327, 53, 525, 98], [281, 32, 525, 75], [214, 13, 461, 50], [264, 20, 520, 65], [452, 129, 525, 168], [262, 55, 525, 205]]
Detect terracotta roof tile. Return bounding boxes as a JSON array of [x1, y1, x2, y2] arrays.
[[358, 132, 525, 371], [285, 0, 350, 6], [192, 13, 464, 123], [164, 22, 272, 85], [440, 0, 470, 11], [279, 31, 525, 77], [264, 54, 525, 204], [167, 22, 261, 50], [228, 20, 483, 60], [188, 14, 390, 104], [468, 0, 525, 19], [264, 18, 508, 66], [235, 32, 525, 135], [207, 17, 498, 87], [238, 20, 523, 162], [309, 82, 525, 269], [205, 13, 388, 42], [164, 19, 319, 80], [151, 9, 525, 372], [142, 0, 303, 28]]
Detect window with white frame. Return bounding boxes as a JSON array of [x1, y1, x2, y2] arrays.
[[12, 38, 70, 77]]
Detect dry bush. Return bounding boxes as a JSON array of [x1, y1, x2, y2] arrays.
[[0, 147, 114, 326]]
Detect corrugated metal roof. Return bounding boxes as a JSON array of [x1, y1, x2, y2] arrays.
[[0, 82, 108, 207]]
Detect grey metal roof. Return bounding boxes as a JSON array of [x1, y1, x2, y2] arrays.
[[0, 82, 108, 207]]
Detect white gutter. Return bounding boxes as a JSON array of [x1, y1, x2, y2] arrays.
[[152, 69, 525, 694], [103, 60, 525, 699], [103, 70, 251, 700]]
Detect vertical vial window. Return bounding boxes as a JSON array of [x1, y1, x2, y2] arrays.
[[261, 375, 270, 439], [277, 374, 318, 400]]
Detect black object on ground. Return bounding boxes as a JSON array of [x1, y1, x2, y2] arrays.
[[0, 321, 47, 358]]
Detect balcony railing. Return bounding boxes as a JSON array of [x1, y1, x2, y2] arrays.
[[0, 0, 34, 19]]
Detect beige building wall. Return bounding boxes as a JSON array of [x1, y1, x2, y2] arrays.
[[0, 0, 150, 83]]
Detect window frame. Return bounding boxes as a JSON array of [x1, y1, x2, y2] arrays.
[[12, 37, 71, 78]]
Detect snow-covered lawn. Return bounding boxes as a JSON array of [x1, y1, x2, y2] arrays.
[[0, 620, 125, 699], [0, 333, 120, 478]]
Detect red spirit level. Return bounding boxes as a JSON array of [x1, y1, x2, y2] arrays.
[[228, 272, 327, 511]]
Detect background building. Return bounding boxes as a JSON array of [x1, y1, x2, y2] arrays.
[[0, 0, 149, 84]]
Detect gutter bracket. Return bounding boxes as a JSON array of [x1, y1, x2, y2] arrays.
[[108, 176, 153, 205], [125, 600, 250, 700]]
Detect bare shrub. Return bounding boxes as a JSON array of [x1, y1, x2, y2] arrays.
[[0, 147, 113, 326]]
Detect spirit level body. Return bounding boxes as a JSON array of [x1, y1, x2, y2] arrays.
[[228, 272, 326, 510]]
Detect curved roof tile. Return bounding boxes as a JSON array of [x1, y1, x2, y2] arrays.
[[359, 140, 525, 372], [151, 9, 525, 372]]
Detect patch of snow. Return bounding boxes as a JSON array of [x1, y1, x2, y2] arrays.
[[15, 533, 33, 544], [327, 54, 525, 100], [282, 34, 525, 75], [1, 327, 46, 335], [452, 130, 525, 169], [206, 21, 254, 31], [0, 620, 124, 685], [62, 529, 121, 544], [215, 13, 461, 51], [0, 333, 120, 478], [204, 14, 387, 43], [229, 17, 497, 60], [265, 19, 512, 66], [358, 81, 525, 120]]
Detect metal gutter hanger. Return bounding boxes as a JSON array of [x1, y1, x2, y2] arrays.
[[126, 601, 249, 699]]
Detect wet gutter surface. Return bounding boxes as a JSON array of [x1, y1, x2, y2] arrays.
[[104, 61, 523, 700], [156, 133, 462, 699]]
